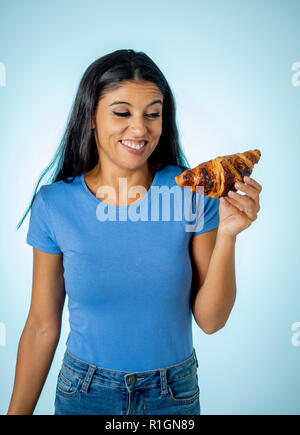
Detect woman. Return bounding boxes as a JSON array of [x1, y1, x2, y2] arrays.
[[8, 49, 261, 415]]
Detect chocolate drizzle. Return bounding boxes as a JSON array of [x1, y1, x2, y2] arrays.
[[174, 149, 261, 198]]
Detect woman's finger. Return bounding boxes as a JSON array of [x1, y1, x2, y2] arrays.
[[227, 191, 258, 220], [243, 176, 262, 193], [234, 181, 260, 204], [223, 195, 245, 213]]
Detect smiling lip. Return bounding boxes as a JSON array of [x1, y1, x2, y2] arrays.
[[119, 140, 148, 155], [122, 139, 148, 142]]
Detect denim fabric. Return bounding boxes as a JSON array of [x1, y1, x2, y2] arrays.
[[54, 348, 201, 415]]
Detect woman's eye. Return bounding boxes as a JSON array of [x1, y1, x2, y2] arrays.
[[113, 112, 130, 117], [147, 113, 161, 118], [113, 111, 161, 118]]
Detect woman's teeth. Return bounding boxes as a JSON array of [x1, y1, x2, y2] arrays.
[[121, 140, 147, 150]]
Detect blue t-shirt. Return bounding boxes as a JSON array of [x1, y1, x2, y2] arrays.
[[26, 164, 219, 371]]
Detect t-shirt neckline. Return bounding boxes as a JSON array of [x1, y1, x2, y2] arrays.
[[80, 168, 161, 209]]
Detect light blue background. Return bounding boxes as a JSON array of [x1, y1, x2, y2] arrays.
[[1, 0, 299, 415]]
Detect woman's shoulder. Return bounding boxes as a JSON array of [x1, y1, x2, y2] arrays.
[[36, 174, 82, 206], [157, 164, 189, 186]]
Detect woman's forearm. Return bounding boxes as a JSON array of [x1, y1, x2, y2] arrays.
[[192, 231, 237, 334], [7, 321, 60, 415]]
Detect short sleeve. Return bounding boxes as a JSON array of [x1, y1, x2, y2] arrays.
[[192, 194, 220, 236], [26, 187, 62, 254]]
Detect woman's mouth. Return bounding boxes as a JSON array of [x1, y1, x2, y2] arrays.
[[119, 140, 148, 154]]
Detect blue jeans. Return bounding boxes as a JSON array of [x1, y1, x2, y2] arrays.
[[54, 348, 201, 415]]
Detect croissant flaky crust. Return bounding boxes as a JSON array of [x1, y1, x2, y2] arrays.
[[175, 149, 261, 198]]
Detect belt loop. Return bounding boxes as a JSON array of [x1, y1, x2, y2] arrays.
[[159, 369, 168, 396], [81, 365, 96, 393]]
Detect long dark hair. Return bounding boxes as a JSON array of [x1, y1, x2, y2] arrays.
[[17, 49, 190, 229]]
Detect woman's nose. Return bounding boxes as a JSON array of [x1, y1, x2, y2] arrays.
[[128, 116, 147, 135]]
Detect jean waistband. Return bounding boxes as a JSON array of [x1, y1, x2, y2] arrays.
[[61, 348, 199, 391]]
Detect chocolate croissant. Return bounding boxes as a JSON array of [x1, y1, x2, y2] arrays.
[[175, 149, 261, 198]]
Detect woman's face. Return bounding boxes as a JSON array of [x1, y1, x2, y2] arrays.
[[91, 80, 163, 171]]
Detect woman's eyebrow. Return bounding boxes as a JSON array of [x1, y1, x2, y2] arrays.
[[109, 99, 163, 107]]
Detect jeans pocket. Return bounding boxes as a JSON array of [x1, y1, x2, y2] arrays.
[[168, 371, 200, 406], [56, 365, 83, 398]]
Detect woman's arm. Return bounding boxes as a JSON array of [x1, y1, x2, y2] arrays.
[[7, 248, 65, 415], [190, 176, 261, 334], [190, 229, 236, 334]]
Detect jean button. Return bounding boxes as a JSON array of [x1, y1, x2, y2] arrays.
[[128, 375, 136, 385]]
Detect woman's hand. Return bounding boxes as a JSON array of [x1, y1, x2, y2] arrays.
[[218, 176, 262, 239]]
